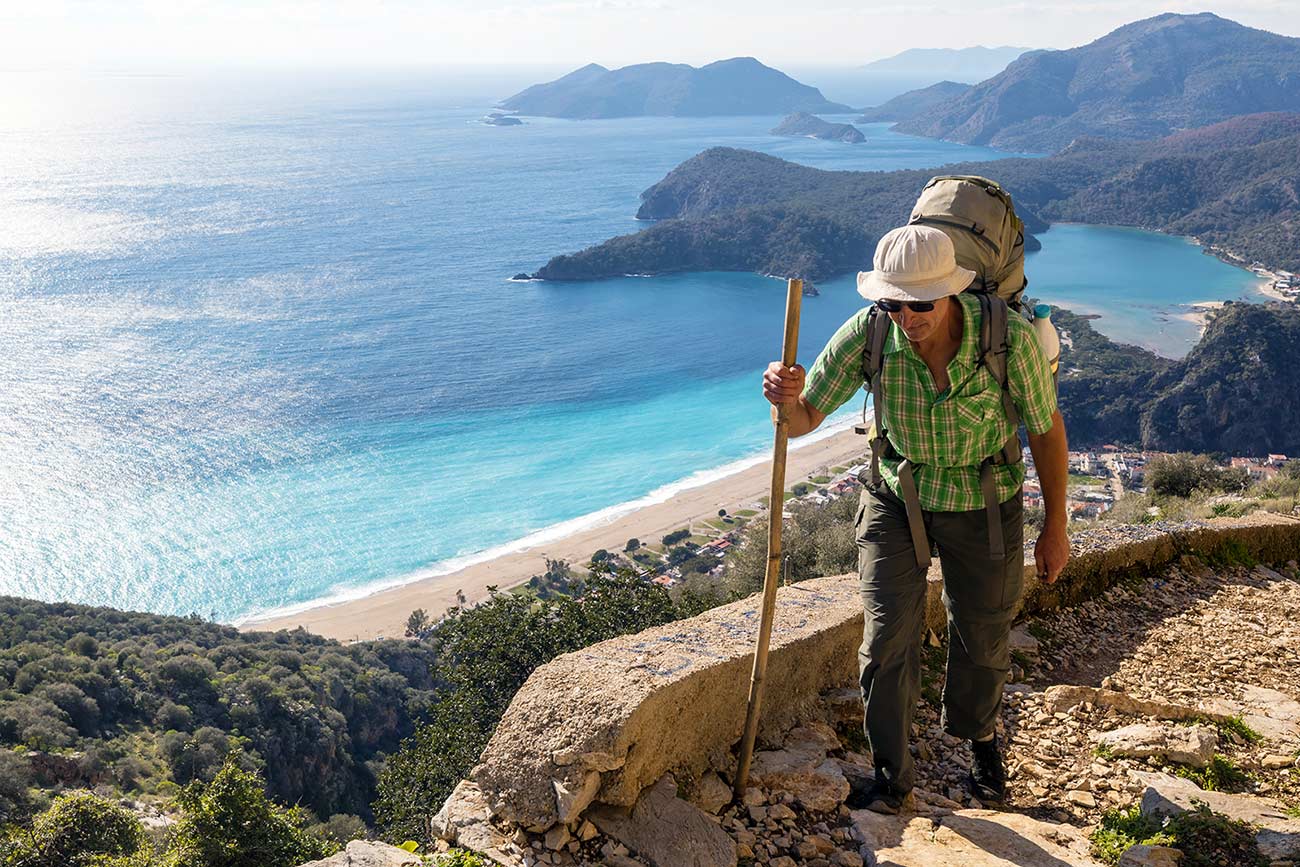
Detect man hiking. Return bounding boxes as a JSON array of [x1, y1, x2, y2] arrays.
[[762, 223, 1070, 813]]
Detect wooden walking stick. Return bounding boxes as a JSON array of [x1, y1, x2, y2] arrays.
[[734, 277, 803, 798]]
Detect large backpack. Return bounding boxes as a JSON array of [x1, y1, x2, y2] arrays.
[[909, 175, 1027, 310]]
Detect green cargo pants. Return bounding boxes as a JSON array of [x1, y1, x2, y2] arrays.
[[854, 481, 1024, 793]]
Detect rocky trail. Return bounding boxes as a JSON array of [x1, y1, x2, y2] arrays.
[[479, 556, 1300, 867]]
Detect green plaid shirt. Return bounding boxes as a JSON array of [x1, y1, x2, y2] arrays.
[[804, 292, 1057, 512]]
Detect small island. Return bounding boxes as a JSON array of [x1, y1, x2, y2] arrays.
[[483, 113, 523, 126], [500, 58, 851, 119], [771, 112, 865, 144]]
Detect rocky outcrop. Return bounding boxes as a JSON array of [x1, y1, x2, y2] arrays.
[[1092, 722, 1218, 767], [1117, 844, 1182, 866]]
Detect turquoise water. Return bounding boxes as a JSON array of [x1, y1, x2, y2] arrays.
[[0, 72, 1265, 622], [1028, 224, 1270, 355]]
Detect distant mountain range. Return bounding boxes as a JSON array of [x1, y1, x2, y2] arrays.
[[859, 46, 1032, 82], [858, 81, 971, 123], [894, 12, 1300, 152], [499, 58, 851, 119]]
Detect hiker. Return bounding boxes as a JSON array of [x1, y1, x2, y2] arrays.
[[761, 222, 1069, 813]]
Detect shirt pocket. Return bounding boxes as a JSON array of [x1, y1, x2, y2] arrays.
[[953, 386, 1001, 432]]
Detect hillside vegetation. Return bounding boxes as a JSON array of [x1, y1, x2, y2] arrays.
[[1047, 300, 1300, 455], [0, 599, 439, 824]]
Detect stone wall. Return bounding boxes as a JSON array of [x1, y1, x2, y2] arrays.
[[433, 513, 1300, 865]]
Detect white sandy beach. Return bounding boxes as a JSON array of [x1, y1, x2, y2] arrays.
[[1172, 299, 1228, 332], [244, 424, 873, 642]]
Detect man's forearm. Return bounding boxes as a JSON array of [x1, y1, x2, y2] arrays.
[[771, 397, 819, 438], [1028, 410, 1069, 528]]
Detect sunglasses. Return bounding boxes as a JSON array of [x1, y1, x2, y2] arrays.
[[876, 298, 936, 313]]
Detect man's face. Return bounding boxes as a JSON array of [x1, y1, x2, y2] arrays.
[[888, 295, 952, 344]]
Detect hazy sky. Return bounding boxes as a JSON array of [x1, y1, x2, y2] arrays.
[[2, 1, 1297, 70]]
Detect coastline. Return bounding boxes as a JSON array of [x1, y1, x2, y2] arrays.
[[1171, 300, 1228, 334], [242, 421, 872, 641]]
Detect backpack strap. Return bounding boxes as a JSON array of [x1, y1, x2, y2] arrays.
[[864, 305, 891, 491], [975, 292, 1023, 468], [974, 292, 1025, 563], [858, 306, 932, 570]]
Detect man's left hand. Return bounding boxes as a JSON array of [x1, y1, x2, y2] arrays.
[[1034, 523, 1069, 584]]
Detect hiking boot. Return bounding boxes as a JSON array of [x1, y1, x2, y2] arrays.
[[847, 776, 911, 814], [970, 736, 1006, 803]]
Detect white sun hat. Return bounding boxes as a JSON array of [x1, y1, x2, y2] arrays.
[[856, 224, 977, 303]]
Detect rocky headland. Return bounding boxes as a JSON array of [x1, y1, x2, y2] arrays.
[[856, 81, 971, 123]]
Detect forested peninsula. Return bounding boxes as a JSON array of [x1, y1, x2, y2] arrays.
[[532, 112, 1300, 282]]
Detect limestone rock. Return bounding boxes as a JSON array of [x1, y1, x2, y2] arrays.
[[823, 687, 862, 727], [1136, 770, 1300, 860], [748, 748, 849, 813], [430, 780, 511, 859], [1118, 844, 1182, 866], [690, 771, 733, 814], [553, 770, 601, 823], [1067, 790, 1097, 808], [848, 807, 1100, 865], [1043, 685, 1218, 724], [544, 823, 570, 850], [297, 840, 422, 867], [1093, 723, 1217, 768], [1009, 624, 1041, 656], [784, 721, 841, 754], [432, 780, 490, 840], [588, 775, 737, 867]]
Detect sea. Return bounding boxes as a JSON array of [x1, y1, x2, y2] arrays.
[[0, 69, 1272, 623]]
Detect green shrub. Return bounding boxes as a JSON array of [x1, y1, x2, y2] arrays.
[[1, 791, 146, 867], [1147, 453, 1248, 498], [161, 754, 334, 867], [1208, 715, 1262, 745], [1090, 802, 1266, 867], [1172, 755, 1251, 793], [1163, 803, 1267, 867], [1090, 804, 1163, 865]]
